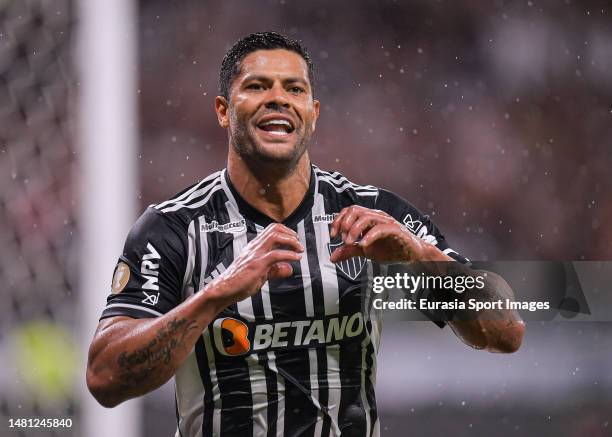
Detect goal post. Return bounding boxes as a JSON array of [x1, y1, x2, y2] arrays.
[[77, 0, 140, 436]]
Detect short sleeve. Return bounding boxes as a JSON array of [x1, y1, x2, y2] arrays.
[[375, 189, 468, 264], [375, 189, 468, 328], [100, 207, 188, 320]]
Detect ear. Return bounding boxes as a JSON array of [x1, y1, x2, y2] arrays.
[[215, 96, 230, 128], [311, 99, 320, 132]]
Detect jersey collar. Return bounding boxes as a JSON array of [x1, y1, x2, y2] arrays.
[[221, 166, 317, 229]]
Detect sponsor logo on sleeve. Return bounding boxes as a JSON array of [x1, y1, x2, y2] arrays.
[[141, 242, 161, 305], [111, 262, 130, 294], [403, 214, 438, 245]]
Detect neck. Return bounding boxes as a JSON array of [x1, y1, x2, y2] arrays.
[[227, 149, 312, 223]]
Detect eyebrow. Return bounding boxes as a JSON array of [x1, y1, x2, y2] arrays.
[[243, 75, 309, 85]]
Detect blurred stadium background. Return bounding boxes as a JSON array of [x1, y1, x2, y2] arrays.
[[1, 0, 611, 435]]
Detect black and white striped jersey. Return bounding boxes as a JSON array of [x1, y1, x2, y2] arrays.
[[101, 165, 466, 437]]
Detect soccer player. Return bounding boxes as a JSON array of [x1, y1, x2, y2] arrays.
[[86, 32, 524, 437]]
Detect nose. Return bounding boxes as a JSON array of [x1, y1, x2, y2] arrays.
[[264, 84, 290, 109]]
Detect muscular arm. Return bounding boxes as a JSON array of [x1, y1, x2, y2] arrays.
[[445, 265, 525, 354], [409, 245, 525, 353], [86, 290, 223, 408], [329, 205, 525, 354], [87, 223, 303, 407]]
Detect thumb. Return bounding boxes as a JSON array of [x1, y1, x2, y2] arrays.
[[268, 262, 294, 279], [330, 244, 364, 263]]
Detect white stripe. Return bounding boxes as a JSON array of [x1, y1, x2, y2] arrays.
[[316, 174, 379, 192], [298, 220, 325, 436], [175, 222, 204, 437], [160, 180, 223, 213], [359, 337, 373, 437], [197, 216, 210, 292], [104, 303, 163, 317], [326, 345, 342, 436], [229, 213, 267, 436], [298, 220, 315, 318], [195, 220, 220, 436], [317, 176, 379, 196], [314, 169, 378, 191], [175, 354, 205, 437], [175, 221, 206, 437], [267, 351, 286, 437], [227, 200, 254, 321], [312, 192, 342, 435], [202, 329, 222, 436], [255, 224, 274, 320], [154, 171, 221, 210], [181, 220, 196, 300], [247, 354, 269, 437], [253, 224, 285, 435]]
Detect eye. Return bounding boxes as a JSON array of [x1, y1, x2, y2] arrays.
[[289, 86, 305, 94], [246, 83, 264, 91]]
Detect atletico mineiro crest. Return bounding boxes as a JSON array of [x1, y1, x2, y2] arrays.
[[327, 242, 366, 281]]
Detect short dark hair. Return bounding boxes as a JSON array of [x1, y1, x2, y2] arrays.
[[219, 31, 314, 99]]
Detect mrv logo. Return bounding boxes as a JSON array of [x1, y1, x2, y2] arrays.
[[140, 242, 160, 305], [212, 313, 365, 356]]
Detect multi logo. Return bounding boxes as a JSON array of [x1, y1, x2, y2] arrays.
[[200, 218, 246, 234]]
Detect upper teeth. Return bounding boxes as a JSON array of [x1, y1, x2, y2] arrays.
[[260, 119, 292, 128]]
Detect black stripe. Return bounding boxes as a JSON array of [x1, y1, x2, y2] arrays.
[[212, 198, 254, 437], [247, 220, 280, 437], [260, 353, 279, 437], [364, 326, 378, 437], [322, 188, 369, 437], [267, 223, 317, 437], [304, 212, 331, 437], [191, 222, 214, 437]]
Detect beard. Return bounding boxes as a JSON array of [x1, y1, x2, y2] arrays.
[[229, 110, 313, 169]]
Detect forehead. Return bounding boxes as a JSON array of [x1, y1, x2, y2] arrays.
[[236, 49, 310, 82]]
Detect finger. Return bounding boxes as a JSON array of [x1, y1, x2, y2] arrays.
[[261, 232, 304, 252], [329, 244, 364, 263], [358, 224, 395, 248], [345, 215, 380, 245], [268, 262, 293, 279], [263, 249, 302, 266], [338, 207, 363, 240], [330, 208, 348, 238], [261, 223, 298, 238]]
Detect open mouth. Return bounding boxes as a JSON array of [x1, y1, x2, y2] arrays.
[[257, 118, 295, 137]]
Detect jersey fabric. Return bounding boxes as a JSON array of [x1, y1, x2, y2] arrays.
[[100, 165, 467, 437]]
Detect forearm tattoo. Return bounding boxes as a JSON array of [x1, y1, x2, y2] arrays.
[[116, 317, 198, 389]]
